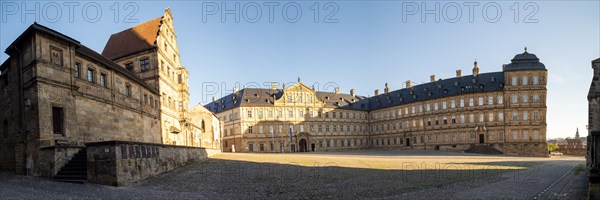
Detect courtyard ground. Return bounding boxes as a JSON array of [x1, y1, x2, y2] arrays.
[[0, 149, 588, 199]]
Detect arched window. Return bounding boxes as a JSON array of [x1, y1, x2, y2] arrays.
[[201, 120, 206, 131]]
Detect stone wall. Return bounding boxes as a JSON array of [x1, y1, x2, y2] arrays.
[[38, 146, 84, 177], [86, 141, 220, 186], [504, 142, 548, 157], [561, 148, 587, 156]]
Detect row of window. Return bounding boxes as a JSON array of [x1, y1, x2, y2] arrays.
[[371, 96, 505, 120], [161, 94, 185, 111], [245, 138, 369, 152], [371, 110, 541, 131], [241, 123, 366, 135], [75, 62, 159, 108], [244, 108, 368, 120], [124, 58, 151, 73], [242, 128, 543, 151], [510, 75, 543, 86]]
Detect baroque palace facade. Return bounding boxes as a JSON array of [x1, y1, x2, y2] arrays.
[[206, 49, 548, 156], [0, 8, 219, 176]]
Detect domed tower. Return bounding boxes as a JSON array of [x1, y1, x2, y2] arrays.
[[502, 47, 548, 156]]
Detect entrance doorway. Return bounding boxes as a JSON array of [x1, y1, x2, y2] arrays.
[[479, 134, 485, 144], [406, 138, 411, 146], [299, 139, 307, 152], [311, 143, 316, 151]]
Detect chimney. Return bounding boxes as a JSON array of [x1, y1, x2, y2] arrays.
[[350, 89, 355, 97], [233, 86, 239, 93], [335, 87, 340, 94], [374, 89, 380, 96], [212, 96, 216, 102], [384, 83, 390, 94], [271, 82, 277, 90], [406, 80, 413, 88], [456, 70, 462, 77], [473, 61, 480, 76], [430, 75, 436, 82]]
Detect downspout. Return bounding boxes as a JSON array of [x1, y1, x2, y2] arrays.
[[13, 44, 27, 176]]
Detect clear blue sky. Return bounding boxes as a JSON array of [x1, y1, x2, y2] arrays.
[[1, 1, 598, 139]]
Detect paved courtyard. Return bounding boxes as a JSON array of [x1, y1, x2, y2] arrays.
[[0, 149, 588, 199]]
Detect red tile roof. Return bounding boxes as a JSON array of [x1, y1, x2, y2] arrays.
[[101, 17, 162, 60]]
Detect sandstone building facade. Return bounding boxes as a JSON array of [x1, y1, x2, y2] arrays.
[[588, 58, 600, 182], [0, 8, 220, 178], [206, 49, 548, 156]]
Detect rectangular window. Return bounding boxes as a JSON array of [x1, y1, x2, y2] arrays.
[[460, 115, 465, 123], [533, 130, 539, 140], [87, 68, 95, 82], [451, 100, 456, 108], [178, 74, 182, 84], [288, 110, 294, 118], [434, 103, 438, 110], [125, 62, 134, 71], [523, 95, 529, 103], [248, 111, 253, 118], [534, 112, 539, 120], [512, 77, 518, 85], [512, 95, 518, 103], [460, 99, 465, 107], [478, 97, 483, 106], [489, 113, 494, 121], [523, 112, 529, 120], [522, 77, 529, 85], [533, 94, 539, 102], [533, 76, 539, 85], [75, 62, 81, 78], [488, 96, 493, 105], [479, 114, 484, 122], [512, 112, 518, 120], [469, 114, 474, 123], [140, 59, 150, 71], [498, 96, 503, 104], [52, 107, 64, 135], [100, 73, 107, 87], [125, 85, 132, 97], [248, 126, 253, 134], [442, 102, 447, 109], [523, 131, 529, 139], [513, 131, 518, 140]]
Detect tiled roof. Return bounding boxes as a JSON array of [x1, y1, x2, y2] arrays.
[[101, 17, 163, 60], [503, 51, 546, 71], [205, 72, 504, 113], [367, 72, 504, 111], [204, 88, 370, 113]]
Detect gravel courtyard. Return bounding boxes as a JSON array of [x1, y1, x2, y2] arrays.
[[0, 149, 588, 199]]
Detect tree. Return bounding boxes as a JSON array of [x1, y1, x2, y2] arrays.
[[548, 143, 559, 152]]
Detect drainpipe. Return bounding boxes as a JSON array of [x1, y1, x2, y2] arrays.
[[13, 44, 27, 176]]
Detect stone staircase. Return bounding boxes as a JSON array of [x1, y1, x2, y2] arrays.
[[53, 149, 87, 184], [464, 145, 503, 155]]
